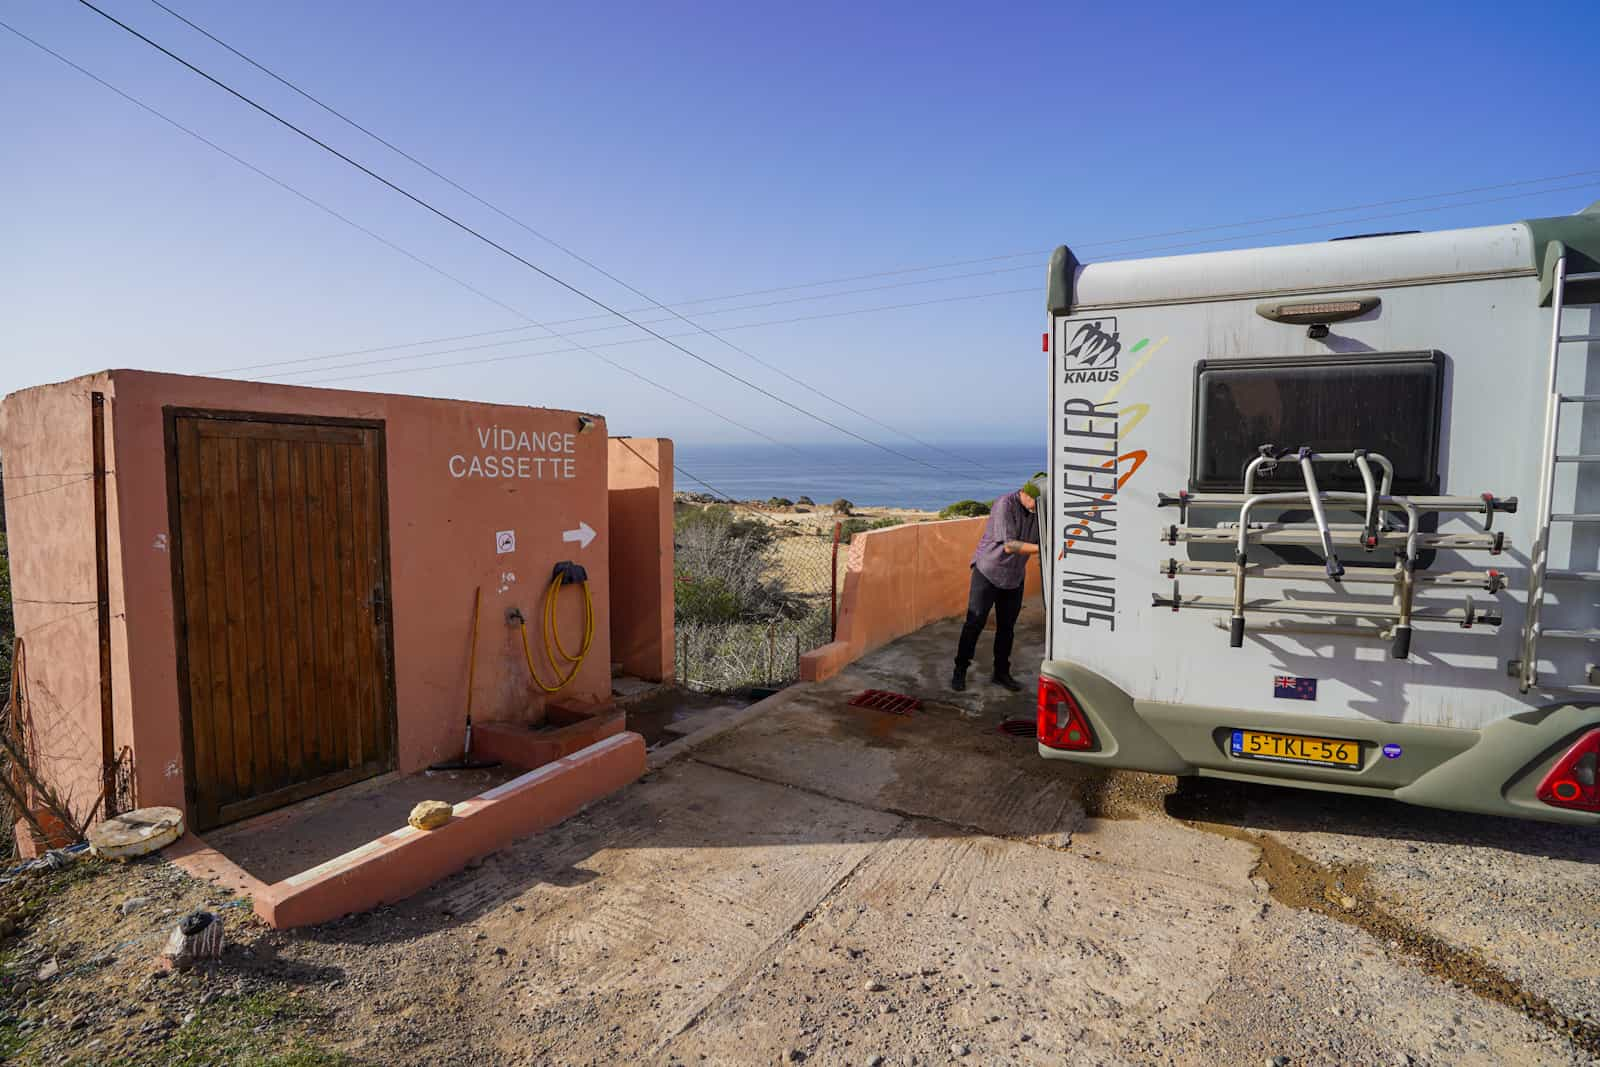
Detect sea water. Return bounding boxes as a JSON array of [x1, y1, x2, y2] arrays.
[[674, 442, 1046, 512]]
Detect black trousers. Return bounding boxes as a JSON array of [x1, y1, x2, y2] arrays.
[[954, 566, 1024, 674]]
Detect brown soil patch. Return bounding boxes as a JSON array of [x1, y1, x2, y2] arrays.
[[1167, 790, 1600, 1058]]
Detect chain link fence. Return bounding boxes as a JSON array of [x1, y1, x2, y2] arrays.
[[673, 502, 846, 692]]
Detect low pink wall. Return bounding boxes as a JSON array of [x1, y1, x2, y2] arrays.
[[800, 517, 1042, 682], [607, 438, 674, 682], [254, 732, 645, 928]]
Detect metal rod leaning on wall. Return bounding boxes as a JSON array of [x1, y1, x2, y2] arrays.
[[91, 391, 117, 819]]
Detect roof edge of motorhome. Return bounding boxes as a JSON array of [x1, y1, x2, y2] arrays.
[[1527, 201, 1600, 306], [1048, 206, 1600, 315]]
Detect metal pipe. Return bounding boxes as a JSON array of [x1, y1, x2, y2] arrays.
[[1242, 449, 1394, 497], [1296, 449, 1342, 577], [1237, 492, 1420, 571], [1353, 452, 1379, 547], [830, 520, 841, 641], [1230, 551, 1248, 647], [92, 391, 117, 818]]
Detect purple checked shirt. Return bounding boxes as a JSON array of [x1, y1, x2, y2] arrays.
[[972, 491, 1040, 590]]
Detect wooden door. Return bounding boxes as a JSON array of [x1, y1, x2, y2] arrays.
[[167, 411, 396, 831]]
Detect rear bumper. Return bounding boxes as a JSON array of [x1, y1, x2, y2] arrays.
[[1037, 659, 1600, 825]]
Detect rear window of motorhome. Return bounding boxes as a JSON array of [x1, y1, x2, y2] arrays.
[[1190, 351, 1444, 493]]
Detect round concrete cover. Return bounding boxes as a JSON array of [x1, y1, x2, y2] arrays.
[[88, 806, 185, 860]]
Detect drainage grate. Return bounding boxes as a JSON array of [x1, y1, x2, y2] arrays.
[[997, 717, 1037, 739], [847, 689, 922, 715]]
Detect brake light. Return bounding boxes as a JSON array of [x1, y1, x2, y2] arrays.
[[1537, 728, 1600, 812], [1037, 678, 1094, 751]]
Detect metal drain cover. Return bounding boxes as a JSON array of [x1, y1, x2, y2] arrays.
[[847, 689, 922, 715], [997, 717, 1037, 738]]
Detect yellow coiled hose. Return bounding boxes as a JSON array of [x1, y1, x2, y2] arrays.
[[518, 571, 595, 693]]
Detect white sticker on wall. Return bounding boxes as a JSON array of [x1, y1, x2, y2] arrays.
[[495, 530, 516, 554]]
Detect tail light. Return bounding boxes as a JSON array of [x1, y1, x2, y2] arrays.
[[1537, 728, 1600, 813], [1037, 678, 1094, 751]]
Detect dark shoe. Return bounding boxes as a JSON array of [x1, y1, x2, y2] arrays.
[[951, 666, 968, 692], [992, 671, 1023, 692]]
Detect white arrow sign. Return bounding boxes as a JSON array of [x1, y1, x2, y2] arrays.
[[563, 521, 596, 550]]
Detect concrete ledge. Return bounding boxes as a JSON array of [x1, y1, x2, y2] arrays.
[[471, 709, 625, 768], [252, 732, 646, 929], [646, 686, 807, 770]]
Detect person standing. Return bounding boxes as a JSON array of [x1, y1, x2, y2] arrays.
[[952, 480, 1041, 692]]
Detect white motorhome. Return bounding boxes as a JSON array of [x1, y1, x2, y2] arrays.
[[1036, 204, 1600, 824]]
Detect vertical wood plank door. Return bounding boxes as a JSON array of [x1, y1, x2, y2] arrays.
[[168, 412, 396, 831]]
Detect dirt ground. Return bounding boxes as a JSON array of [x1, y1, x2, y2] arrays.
[[4, 606, 1598, 1065]]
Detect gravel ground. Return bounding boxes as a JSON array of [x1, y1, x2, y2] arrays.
[[3, 607, 1596, 1065]]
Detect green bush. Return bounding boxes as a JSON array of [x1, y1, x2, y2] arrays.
[[766, 497, 794, 508], [674, 506, 801, 624], [837, 517, 901, 543], [796, 496, 815, 507], [673, 572, 740, 623], [939, 499, 991, 519], [830, 498, 854, 515]]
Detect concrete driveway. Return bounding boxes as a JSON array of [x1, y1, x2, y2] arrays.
[[304, 606, 1600, 1066]]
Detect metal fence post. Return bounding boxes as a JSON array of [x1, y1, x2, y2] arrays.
[[831, 520, 841, 640]]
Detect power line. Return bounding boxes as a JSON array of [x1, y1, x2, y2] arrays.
[[7, 20, 1016, 499], [208, 166, 1600, 378], [0, 20, 556, 330], [2, 18, 844, 464], [137, 1, 1600, 484], [75, 0, 1003, 484], [263, 281, 1038, 382], [215, 260, 1043, 377], [147, 0, 1012, 478], [263, 175, 1600, 387], [280, 287, 1038, 386]]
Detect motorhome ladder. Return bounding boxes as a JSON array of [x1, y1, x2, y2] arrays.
[[1515, 253, 1600, 692]]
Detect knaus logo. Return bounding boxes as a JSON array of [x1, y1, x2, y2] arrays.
[[1060, 317, 1121, 384]]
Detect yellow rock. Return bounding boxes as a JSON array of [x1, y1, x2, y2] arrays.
[[408, 800, 454, 831]]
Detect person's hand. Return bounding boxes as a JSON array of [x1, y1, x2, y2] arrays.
[[1003, 540, 1040, 556]]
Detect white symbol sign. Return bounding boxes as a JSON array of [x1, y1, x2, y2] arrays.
[[563, 521, 596, 550], [495, 530, 516, 554]]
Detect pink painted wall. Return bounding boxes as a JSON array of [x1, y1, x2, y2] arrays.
[[0, 372, 118, 831], [3, 370, 614, 829], [800, 516, 1043, 681], [606, 438, 674, 682]]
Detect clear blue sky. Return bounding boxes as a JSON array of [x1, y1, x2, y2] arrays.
[[3, 0, 1596, 448]]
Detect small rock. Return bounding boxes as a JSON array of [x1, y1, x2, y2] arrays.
[[159, 911, 224, 970], [35, 958, 59, 980], [864, 979, 886, 993], [407, 800, 453, 831], [119, 897, 150, 917], [1269, 1057, 1291, 1067], [866, 1057, 884, 1067], [951, 1044, 970, 1058]]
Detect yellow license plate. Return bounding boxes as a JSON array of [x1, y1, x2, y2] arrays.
[[1230, 729, 1359, 768]]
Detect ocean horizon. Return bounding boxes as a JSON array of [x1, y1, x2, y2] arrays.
[[673, 442, 1046, 512]]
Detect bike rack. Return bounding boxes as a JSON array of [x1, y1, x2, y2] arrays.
[[1154, 446, 1516, 660]]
